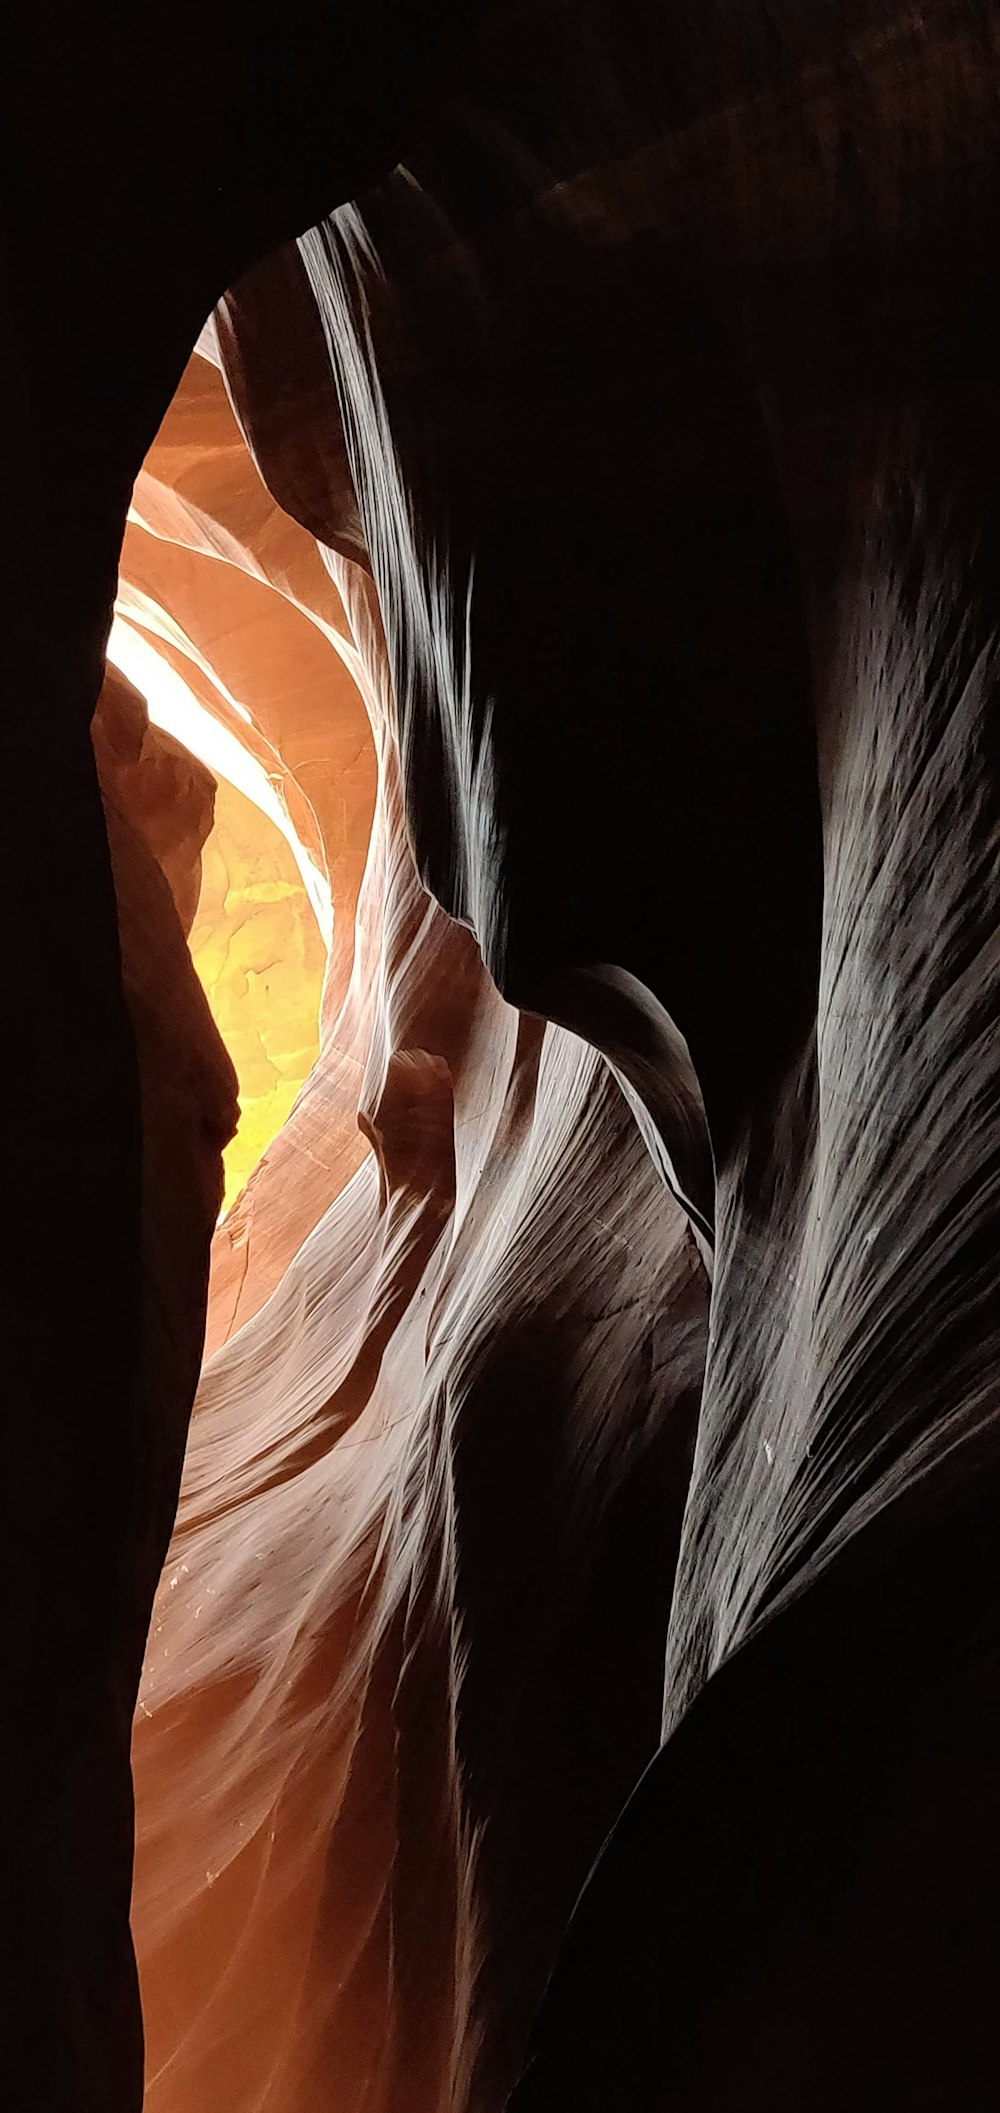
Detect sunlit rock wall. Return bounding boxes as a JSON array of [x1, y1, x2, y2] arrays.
[[125, 345, 708, 2113], [115, 346, 378, 1347], [9, 4, 998, 2110], [128, 8, 1000, 2107], [189, 774, 325, 1215]]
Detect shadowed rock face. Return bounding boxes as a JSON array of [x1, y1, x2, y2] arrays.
[[122, 351, 706, 2113], [5, 4, 1000, 2110], [5, 668, 238, 2110]]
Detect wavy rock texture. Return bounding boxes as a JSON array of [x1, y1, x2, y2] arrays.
[[126, 346, 707, 2113], [2, 4, 484, 2103], [115, 345, 378, 1341], [93, 680, 240, 1616], [7, 667, 239, 2109], [6, 3, 1000, 2110]]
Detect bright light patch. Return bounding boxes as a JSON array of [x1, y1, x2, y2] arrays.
[[107, 614, 330, 1215], [107, 614, 333, 950]]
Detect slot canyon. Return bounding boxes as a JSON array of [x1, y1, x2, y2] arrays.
[[4, 3, 1000, 2108]]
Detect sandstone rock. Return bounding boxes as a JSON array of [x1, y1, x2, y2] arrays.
[[6, 6, 1000, 2110]]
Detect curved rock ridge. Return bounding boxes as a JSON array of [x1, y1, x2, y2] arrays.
[[19, 666, 240, 2110], [113, 347, 381, 1345], [129, 349, 708, 2113], [6, 3, 1000, 2108], [141, 10, 1000, 2104], [105, 584, 329, 1218]]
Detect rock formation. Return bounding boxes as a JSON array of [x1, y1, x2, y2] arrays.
[[120, 344, 706, 2113], [5, 3, 1000, 2110]]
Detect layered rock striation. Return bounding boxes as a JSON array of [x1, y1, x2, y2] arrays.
[[5, 3, 1000, 2109], [123, 347, 707, 2112]]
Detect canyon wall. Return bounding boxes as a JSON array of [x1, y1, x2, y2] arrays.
[[122, 343, 707, 2112], [5, 3, 1000, 2109]]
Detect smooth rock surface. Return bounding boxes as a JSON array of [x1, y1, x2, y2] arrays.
[[5, 5, 1000, 2109]]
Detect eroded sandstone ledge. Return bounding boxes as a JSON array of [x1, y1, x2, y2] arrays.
[[5, 5, 1000, 2109]]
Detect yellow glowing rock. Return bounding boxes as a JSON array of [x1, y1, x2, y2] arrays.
[[189, 772, 326, 1214]]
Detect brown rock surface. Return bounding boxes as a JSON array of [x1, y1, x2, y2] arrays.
[[2, 4, 484, 2102], [127, 375, 707, 2113], [7, 664, 239, 2109], [116, 347, 378, 1344], [6, 5, 1000, 2111]]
